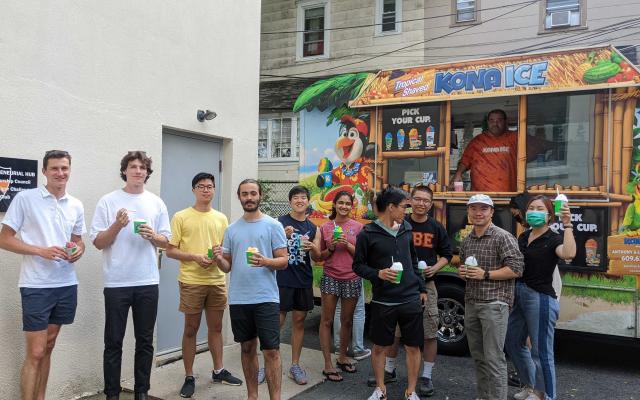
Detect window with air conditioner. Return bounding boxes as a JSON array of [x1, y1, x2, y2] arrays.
[[376, 0, 402, 35], [455, 0, 477, 23], [258, 116, 300, 161], [297, 0, 330, 60], [545, 0, 581, 29]]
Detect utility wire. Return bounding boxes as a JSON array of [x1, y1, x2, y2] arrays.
[[266, 0, 541, 78], [261, 0, 539, 35], [260, 18, 640, 79]]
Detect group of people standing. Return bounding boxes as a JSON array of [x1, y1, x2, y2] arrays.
[[0, 148, 576, 400]]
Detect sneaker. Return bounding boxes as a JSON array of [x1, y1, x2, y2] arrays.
[[179, 376, 195, 398], [288, 364, 308, 385], [367, 387, 387, 400], [524, 393, 542, 400], [367, 369, 397, 387], [514, 387, 534, 400], [257, 367, 266, 385], [352, 348, 372, 361], [418, 376, 435, 397], [405, 391, 420, 400], [212, 369, 243, 386]]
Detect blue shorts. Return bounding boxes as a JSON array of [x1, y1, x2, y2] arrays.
[[20, 285, 78, 332]]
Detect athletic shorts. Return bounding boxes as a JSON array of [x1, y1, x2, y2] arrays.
[[279, 286, 314, 312], [20, 285, 78, 332], [395, 281, 439, 340], [320, 275, 361, 298], [229, 302, 280, 350], [179, 282, 227, 313], [370, 300, 424, 347]]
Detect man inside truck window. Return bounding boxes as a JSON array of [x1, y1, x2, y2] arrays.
[[452, 109, 517, 192]]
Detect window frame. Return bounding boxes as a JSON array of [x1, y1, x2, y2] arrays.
[[539, 0, 586, 33], [451, 0, 481, 26], [375, 0, 403, 36], [258, 114, 300, 162], [296, 0, 330, 61]]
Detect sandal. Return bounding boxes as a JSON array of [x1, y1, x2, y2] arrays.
[[322, 370, 343, 382], [336, 361, 357, 373]]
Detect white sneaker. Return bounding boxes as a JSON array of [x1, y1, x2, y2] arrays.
[[405, 391, 420, 400], [368, 387, 387, 400], [514, 387, 533, 400], [524, 393, 542, 400]]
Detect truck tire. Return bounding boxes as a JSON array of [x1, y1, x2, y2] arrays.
[[436, 281, 469, 356]]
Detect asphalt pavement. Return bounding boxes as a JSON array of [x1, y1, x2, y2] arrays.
[[281, 307, 640, 400]]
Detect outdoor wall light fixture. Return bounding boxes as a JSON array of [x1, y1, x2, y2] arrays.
[[197, 109, 217, 122]]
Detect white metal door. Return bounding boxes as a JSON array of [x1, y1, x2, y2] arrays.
[[157, 129, 222, 355]]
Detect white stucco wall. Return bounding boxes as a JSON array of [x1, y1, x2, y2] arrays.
[[0, 1, 260, 398]]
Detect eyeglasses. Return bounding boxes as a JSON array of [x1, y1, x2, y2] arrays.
[[412, 197, 432, 204], [195, 184, 214, 191]]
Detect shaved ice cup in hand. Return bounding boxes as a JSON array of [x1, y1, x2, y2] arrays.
[[65, 242, 78, 257], [464, 256, 478, 267], [246, 247, 260, 266], [133, 219, 147, 234]]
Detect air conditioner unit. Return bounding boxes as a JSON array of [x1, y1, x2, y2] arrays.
[[549, 10, 571, 27]]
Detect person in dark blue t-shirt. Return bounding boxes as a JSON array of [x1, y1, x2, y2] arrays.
[[276, 185, 321, 385]]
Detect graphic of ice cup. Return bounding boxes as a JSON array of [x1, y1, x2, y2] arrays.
[[391, 261, 403, 284], [65, 242, 78, 257], [554, 193, 568, 216], [385, 132, 393, 150], [426, 126, 435, 147], [133, 219, 147, 234], [396, 129, 406, 149], [246, 246, 260, 266]]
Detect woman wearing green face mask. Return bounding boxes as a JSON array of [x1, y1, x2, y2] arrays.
[[504, 195, 575, 400]]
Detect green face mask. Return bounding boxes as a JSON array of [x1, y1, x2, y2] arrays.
[[526, 210, 548, 227]]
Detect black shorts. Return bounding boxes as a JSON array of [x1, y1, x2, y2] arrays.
[[279, 286, 314, 312], [20, 285, 78, 332], [230, 302, 280, 350], [369, 300, 424, 347]]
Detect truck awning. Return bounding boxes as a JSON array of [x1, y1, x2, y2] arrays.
[[349, 46, 640, 108]]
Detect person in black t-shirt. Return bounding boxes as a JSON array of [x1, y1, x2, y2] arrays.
[[505, 195, 575, 400], [275, 186, 321, 385], [367, 185, 452, 397]]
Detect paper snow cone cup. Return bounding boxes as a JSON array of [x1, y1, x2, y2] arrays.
[[65, 242, 78, 257], [207, 248, 214, 259], [391, 262, 403, 284], [246, 247, 259, 265], [133, 219, 147, 234], [333, 226, 343, 240], [553, 194, 568, 216]]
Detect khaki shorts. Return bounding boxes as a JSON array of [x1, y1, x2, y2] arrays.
[[179, 282, 227, 313], [395, 280, 439, 340]]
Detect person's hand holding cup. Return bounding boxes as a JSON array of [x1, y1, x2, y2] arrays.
[[378, 267, 398, 283]]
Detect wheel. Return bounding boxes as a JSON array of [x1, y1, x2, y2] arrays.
[[436, 281, 469, 356]]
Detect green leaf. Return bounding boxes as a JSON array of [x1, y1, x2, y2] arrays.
[[293, 73, 373, 113]]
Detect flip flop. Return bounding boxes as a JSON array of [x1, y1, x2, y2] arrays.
[[322, 370, 343, 382], [336, 361, 357, 373]]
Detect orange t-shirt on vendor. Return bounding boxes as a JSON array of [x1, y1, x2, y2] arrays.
[[459, 131, 517, 192]]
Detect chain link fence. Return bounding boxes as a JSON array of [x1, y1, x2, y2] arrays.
[[258, 180, 297, 218]]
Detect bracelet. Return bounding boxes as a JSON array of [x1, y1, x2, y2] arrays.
[[563, 224, 573, 229]]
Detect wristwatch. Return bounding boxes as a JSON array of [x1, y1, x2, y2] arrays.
[[483, 269, 490, 280]]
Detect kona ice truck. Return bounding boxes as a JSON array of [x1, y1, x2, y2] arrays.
[[293, 46, 640, 354]]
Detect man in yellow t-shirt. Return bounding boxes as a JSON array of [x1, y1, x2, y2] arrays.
[[166, 173, 242, 398]]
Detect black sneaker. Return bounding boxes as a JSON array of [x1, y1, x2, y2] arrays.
[[180, 376, 195, 398], [212, 369, 243, 386], [367, 369, 397, 387], [418, 376, 435, 397]]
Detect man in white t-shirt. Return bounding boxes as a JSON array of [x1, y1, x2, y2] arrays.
[[212, 179, 288, 400], [0, 150, 86, 400], [90, 151, 171, 400]]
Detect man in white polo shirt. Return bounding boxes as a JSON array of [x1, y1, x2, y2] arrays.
[[0, 150, 86, 400], [91, 151, 171, 400]]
